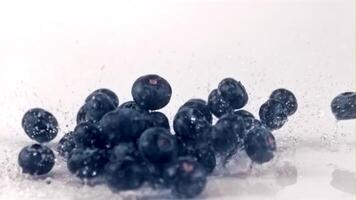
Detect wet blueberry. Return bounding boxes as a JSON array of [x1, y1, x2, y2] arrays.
[[131, 74, 172, 110], [171, 157, 207, 199], [57, 131, 76, 159], [99, 108, 146, 147], [105, 157, 146, 191], [179, 99, 213, 124], [73, 122, 106, 149], [270, 88, 298, 116], [18, 144, 55, 175], [233, 110, 262, 132], [245, 127, 276, 164], [331, 92, 356, 120], [22, 108, 58, 143], [210, 117, 239, 156], [138, 127, 178, 166], [208, 89, 232, 118], [146, 111, 170, 129], [86, 88, 119, 107], [173, 107, 211, 141], [118, 101, 147, 113], [218, 78, 248, 109], [108, 142, 140, 163], [77, 93, 116, 124], [259, 99, 288, 130], [67, 148, 108, 179]]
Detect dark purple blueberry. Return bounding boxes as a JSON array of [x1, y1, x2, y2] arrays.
[[18, 144, 55, 175], [99, 108, 146, 147], [146, 111, 170, 129], [131, 74, 172, 110], [259, 99, 288, 130], [245, 127, 276, 164], [73, 122, 106, 149], [57, 131, 76, 158], [138, 127, 178, 166], [218, 78, 248, 109], [270, 88, 298, 116], [105, 157, 146, 191], [208, 89, 232, 118], [67, 148, 108, 179], [171, 157, 207, 199], [22, 108, 58, 143], [86, 88, 119, 107], [108, 142, 140, 163], [179, 99, 213, 124], [173, 107, 211, 141], [331, 92, 356, 120], [77, 93, 116, 124]]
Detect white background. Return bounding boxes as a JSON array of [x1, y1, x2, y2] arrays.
[[0, 0, 354, 200]]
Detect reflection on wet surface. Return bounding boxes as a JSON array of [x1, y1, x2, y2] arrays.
[[330, 169, 355, 195]]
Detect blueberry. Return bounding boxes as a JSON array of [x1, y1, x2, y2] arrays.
[[73, 122, 106, 149], [119, 101, 147, 113], [108, 142, 140, 163], [259, 99, 288, 130], [86, 88, 119, 107], [192, 147, 216, 174], [105, 157, 146, 191], [218, 78, 248, 109], [245, 127, 276, 164], [22, 108, 58, 143], [131, 74, 172, 110], [57, 131, 76, 158], [233, 110, 262, 132], [99, 108, 146, 146], [67, 148, 108, 179], [270, 88, 298, 116], [138, 127, 178, 166], [176, 138, 215, 174], [210, 118, 238, 156], [173, 107, 211, 141], [171, 157, 207, 199], [18, 144, 55, 175], [77, 93, 116, 124], [208, 89, 232, 118], [218, 113, 246, 147], [331, 92, 356, 120], [146, 111, 170, 129], [179, 99, 213, 124]]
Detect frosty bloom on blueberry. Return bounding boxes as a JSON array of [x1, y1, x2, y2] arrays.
[[22, 108, 59, 143]]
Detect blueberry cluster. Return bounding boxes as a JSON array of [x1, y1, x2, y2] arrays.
[[18, 74, 299, 199]]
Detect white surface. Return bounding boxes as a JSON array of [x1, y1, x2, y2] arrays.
[[0, 0, 354, 200]]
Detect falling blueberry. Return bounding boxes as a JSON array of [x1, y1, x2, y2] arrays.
[[270, 88, 298, 116], [138, 127, 178, 166], [171, 157, 207, 198], [18, 144, 55, 175], [105, 157, 146, 191], [77, 93, 116, 124], [208, 89, 232, 118], [67, 148, 108, 179], [259, 99, 288, 130], [179, 99, 213, 124], [86, 88, 119, 107], [218, 78, 248, 109], [57, 131, 76, 159], [22, 108, 59, 143], [131, 74, 172, 110], [245, 127, 277, 164], [331, 92, 356, 120]]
